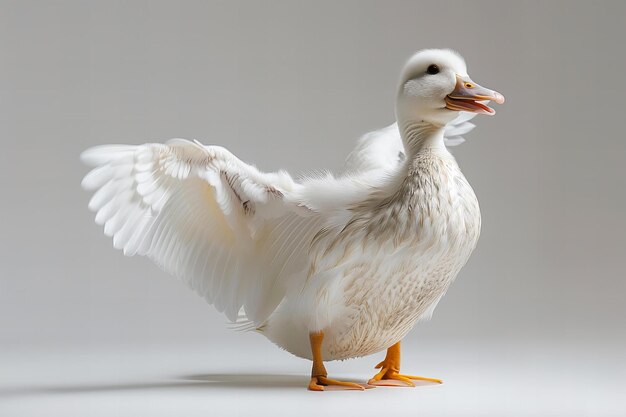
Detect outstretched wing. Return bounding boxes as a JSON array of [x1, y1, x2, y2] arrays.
[[81, 139, 320, 325], [343, 113, 480, 174], [342, 123, 403, 175], [442, 110, 480, 147]]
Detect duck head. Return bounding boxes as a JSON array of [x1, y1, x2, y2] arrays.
[[396, 49, 505, 127]]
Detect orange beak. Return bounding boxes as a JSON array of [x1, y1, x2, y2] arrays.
[[445, 74, 505, 115]]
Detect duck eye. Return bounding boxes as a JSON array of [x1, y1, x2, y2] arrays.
[[426, 64, 439, 75]]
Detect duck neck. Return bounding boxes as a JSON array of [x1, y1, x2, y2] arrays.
[[398, 119, 447, 158]]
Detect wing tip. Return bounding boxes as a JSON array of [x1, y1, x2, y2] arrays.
[[80, 145, 136, 166]]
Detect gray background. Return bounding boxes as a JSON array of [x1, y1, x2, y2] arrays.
[[1, 1, 625, 416]]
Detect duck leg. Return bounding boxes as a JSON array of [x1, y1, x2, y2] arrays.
[[308, 331, 367, 391], [368, 341, 443, 387]]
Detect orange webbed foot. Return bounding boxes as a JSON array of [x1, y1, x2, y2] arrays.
[[368, 363, 443, 387], [368, 342, 443, 387], [308, 375, 371, 391], [308, 331, 373, 391]]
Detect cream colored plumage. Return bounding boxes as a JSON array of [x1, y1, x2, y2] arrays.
[[82, 49, 503, 389]]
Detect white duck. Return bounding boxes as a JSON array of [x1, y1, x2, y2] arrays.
[[81, 49, 504, 391]]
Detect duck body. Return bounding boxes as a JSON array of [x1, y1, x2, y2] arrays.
[[81, 49, 503, 390], [263, 127, 481, 360]]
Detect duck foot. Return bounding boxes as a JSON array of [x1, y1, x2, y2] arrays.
[[309, 376, 370, 391], [368, 341, 443, 387], [308, 331, 372, 391], [368, 369, 442, 386]]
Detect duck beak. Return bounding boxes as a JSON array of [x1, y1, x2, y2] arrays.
[[445, 74, 505, 115]]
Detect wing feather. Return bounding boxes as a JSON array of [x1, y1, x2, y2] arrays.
[[82, 139, 318, 326], [343, 113, 481, 176]]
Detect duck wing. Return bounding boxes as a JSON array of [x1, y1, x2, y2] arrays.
[[81, 139, 321, 326], [343, 112, 481, 175], [442, 110, 481, 146]]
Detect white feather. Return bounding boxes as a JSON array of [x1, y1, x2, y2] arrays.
[[82, 48, 501, 365], [81, 140, 319, 326], [343, 113, 480, 176]]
